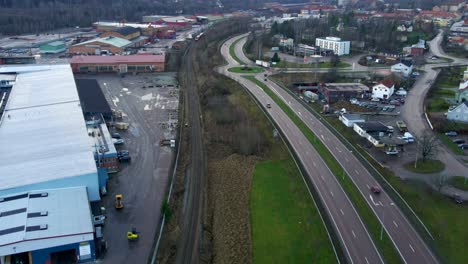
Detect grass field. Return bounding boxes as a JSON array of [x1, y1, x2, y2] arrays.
[[438, 134, 465, 155], [272, 61, 350, 69], [427, 97, 450, 112], [251, 159, 336, 264], [229, 38, 243, 64], [228, 66, 264, 73], [403, 160, 445, 174], [448, 176, 468, 191], [244, 75, 402, 264]]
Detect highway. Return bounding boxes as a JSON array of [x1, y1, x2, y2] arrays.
[[221, 34, 383, 264], [226, 34, 440, 264], [175, 43, 206, 264]]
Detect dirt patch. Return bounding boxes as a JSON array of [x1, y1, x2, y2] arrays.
[[207, 152, 258, 264]]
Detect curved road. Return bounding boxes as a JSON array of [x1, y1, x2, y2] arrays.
[[227, 34, 440, 264], [402, 31, 468, 177], [222, 34, 383, 264]]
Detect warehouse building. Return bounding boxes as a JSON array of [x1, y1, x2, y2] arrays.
[[39, 41, 66, 54], [100, 27, 148, 48], [0, 65, 101, 201], [69, 36, 131, 55], [93, 21, 168, 40], [70, 54, 165, 73], [318, 83, 369, 103], [0, 187, 95, 264]]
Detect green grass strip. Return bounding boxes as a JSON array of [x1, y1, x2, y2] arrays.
[[229, 38, 243, 64], [228, 66, 264, 73], [438, 134, 465, 155], [447, 176, 468, 191], [251, 159, 337, 263], [243, 75, 402, 264]]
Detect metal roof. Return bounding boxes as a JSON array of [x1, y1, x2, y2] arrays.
[[93, 21, 166, 29], [113, 26, 140, 36], [0, 187, 93, 255], [0, 65, 97, 191], [70, 54, 165, 64], [43, 41, 65, 47], [75, 36, 131, 48], [75, 78, 112, 115]]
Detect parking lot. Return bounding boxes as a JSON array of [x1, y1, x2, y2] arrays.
[[80, 72, 179, 263]]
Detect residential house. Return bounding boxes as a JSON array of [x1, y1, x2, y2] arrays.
[[456, 79, 468, 103], [450, 20, 468, 37], [464, 67, 468, 79], [447, 101, 468, 123], [391, 60, 413, 77], [440, 0, 465, 12], [372, 79, 395, 100], [318, 83, 370, 103], [339, 114, 365, 127]]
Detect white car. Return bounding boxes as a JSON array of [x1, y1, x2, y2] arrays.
[[112, 138, 125, 145]]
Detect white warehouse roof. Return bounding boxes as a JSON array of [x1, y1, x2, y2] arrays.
[[0, 65, 97, 192], [0, 187, 94, 256]]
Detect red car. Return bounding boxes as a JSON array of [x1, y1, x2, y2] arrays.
[[371, 186, 381, 194]]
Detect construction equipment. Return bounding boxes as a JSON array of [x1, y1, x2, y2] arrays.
[[115, 194, 123, 209], [127, 227, 139, 241]]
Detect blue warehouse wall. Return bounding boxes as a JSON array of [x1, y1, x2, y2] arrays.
[[31, 240, 95, 264], [0, 172, 101, 201]]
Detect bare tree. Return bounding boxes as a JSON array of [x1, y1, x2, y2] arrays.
[[417, 132, 440, 161]]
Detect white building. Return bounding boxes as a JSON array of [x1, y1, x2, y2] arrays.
[[0, 187, 95, 263], [315, 37, 350, 56], [339, 114, 365, 127], [372, 79, 395, 99], [0, 65, 100, 201], [447, 102, 468, 123], [391, 60, 413, 77]]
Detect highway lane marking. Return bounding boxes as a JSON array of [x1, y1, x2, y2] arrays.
[[345, 158, 349, 162], [409, 244, 415, 252], [340, 209, 344, 215], [365, 257, 370, 264], [320, 134, 324, 140], [313, 162, 317, 167], [298, 111, 302, 116], [366, 184, 370, 189], [320, 175, 324, 180], [352, 230, 356, 238], [355, 170, 360, 175], [330, 191, 334, 197], [393, 220, 398, 228]]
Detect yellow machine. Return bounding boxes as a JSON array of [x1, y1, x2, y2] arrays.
[[127, 227, 139, 241], [115, 194, 123, 209]]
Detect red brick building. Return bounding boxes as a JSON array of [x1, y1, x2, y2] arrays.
[[70, 54, 165, 74]]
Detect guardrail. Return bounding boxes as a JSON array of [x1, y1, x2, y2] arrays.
[[270, 77, 440, 259]]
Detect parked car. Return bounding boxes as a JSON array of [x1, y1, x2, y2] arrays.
[[390, 100, 401, 106], [453, 194, 463, 204], [112, 138, 125, 145], [118, 155, 131, 162], [111, 132, 121, 139], [452, 139, 466, 144], [371, 97, 380, 102], [350, 98, 359, 105], [118, 150, 129, 156], [266, 103, 271, 108], [458, 143, 468, 149], [445, 131, 458, 137], [371, 186, 381, 194]]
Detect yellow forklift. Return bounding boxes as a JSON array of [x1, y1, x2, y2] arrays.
[[115, 194, 123, 209]]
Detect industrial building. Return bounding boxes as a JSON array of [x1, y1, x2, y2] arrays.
[[75, 79, 119, 173], [0, 65, 101, 201], [0, 56, 35, 65], [70, 54, 165, 74], [318, 83, 369, 103], [0, 187, 95, 264], [315, 37, 350, 56], [39, 41, 66, 54], [100, 27, 148, 48], [93, 21, 169, 39], [69, 36, 131, 55]]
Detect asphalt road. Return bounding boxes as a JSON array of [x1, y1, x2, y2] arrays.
[[221, 34, 384, 264], [174, 43, 206, 264], [401, 31, 468, 177], [91, 75, 175, 264], [228, 34, 440, 264]]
